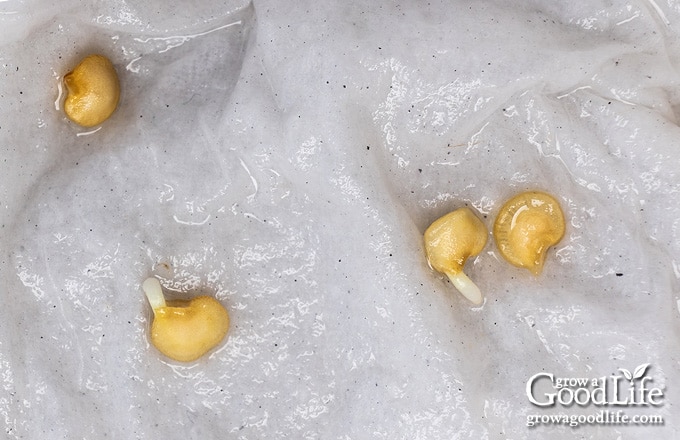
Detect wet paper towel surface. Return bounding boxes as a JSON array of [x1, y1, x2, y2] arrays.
[[1, 0, 679, 438]]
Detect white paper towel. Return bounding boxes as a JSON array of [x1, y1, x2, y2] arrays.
[[1, 0, 678, 438]]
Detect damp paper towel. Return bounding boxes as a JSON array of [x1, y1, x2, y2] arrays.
[[1, 0, 679, 438]]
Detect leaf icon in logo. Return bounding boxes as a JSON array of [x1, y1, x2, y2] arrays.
[[633, 363, 651, 380], [618, 368, 632, 381]]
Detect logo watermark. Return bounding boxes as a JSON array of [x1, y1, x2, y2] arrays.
[[525, 364, 665, 428], [526, 410, 663, 428]]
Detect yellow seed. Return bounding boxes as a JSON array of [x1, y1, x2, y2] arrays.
[[493, 191, 565, 275], [142, 278, 229, 362], [63, 54, 120, 127], [424, 207, 488, 304]]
